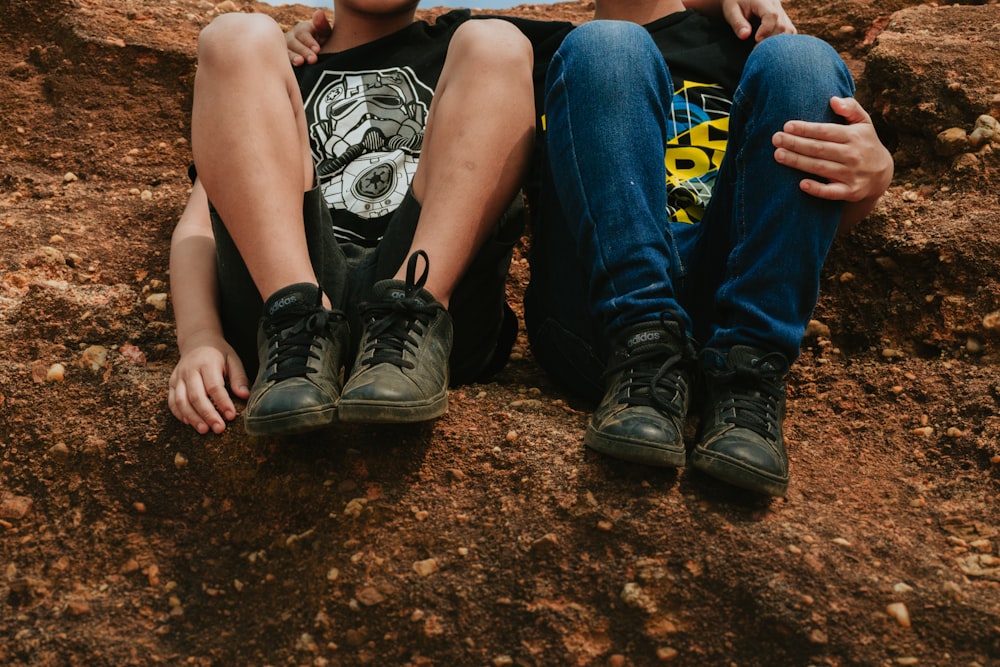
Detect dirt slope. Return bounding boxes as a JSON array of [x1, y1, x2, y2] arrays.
[[1, 0, 998, 665]]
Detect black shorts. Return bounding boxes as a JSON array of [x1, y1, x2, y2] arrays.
[[210, 184, 523, 386]]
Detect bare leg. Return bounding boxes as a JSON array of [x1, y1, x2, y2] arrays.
[[191, 13, 319, 302], [401, 19, 536, 307], [193, 14, 346, 437], [338, 20, 535, 423]]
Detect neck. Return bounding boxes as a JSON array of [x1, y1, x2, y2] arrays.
[[323, 6, 417, 52], [593, 0, 686, 23]]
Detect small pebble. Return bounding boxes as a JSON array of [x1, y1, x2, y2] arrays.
[[173, 452, 188, 469], [46, 363, 66, 382], [79, 345, 109, 372], [67, 600, 90, 616], [413, 558, 438, 577], [805, 319, 831, 338], [355, 586, 385, 606], [934, 127, 968, 157], [0, 494, 33, 519], [48, 442, 70, 458], [886, 602, 911, 628], [655, 646, 679, 661], [530, 533, 559, 553], [809, 629, 829, 644], [145, 293, 168, 311]]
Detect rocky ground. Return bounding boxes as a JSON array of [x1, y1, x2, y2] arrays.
[[1, 0, 999, 665]]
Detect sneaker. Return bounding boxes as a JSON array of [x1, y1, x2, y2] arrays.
[[244, 283, 348, 437], [337, 251, 452, 423], [690, 345, 790, 496], [584, 317, 693, 467]]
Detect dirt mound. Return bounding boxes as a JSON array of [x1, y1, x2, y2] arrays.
[[1, 1, 998, 665]]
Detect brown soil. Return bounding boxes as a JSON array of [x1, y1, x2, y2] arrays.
[[1, 0, 998, 665]]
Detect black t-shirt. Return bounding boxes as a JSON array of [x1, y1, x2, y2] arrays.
[[651, 10, 753, 223], [295, 10, 470, 246]]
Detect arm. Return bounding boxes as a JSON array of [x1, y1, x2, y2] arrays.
[[772, 96, 894, 235], [286, 9, 332, 66], [167, 179, 250, 434], [685, 0, 796, 41]]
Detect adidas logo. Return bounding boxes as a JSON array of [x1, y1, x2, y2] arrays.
[[269, 293, 299, 315], [628, 330, 661, 347]]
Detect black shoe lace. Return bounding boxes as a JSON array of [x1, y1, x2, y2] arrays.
[[358, 250, 439, 371], [265, 299, 338, 383], [715, 353, 785, 442], [603, 313, 690, 420]]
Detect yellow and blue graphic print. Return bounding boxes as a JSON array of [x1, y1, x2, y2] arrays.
[[665, 80, 731, 224]]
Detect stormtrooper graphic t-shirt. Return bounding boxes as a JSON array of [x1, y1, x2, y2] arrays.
[[295, 10, 471, 247]]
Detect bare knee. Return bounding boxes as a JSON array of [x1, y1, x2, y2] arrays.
[[197, 13, 286, 70], [448, 19, 533, 73]]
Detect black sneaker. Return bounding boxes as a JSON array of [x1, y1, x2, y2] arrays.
[[337, 251, 452, 423], [584, 317, 693, 467], [244, 283, 348, 436], [690, 345, 790, 496]]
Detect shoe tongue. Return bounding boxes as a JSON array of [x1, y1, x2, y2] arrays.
[[370, 279, 432, 307], [727, 346, 784, 374], [623, 322, 681, 354], [265, 283, 320, 318]]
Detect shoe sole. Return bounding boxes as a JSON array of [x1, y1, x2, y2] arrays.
[[337, 393, 448, 424], [245, 405, 337, 437], [584, 426, 686, 468], [689, 447, 789, 497]]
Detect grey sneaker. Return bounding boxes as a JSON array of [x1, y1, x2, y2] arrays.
[[337, 251, 452, 423], [691, 345, 790, 496], [584, 317, 693, 467], [244, 283, 348, 436]]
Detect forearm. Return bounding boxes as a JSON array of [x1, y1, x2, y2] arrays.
[[838, 194, 882, 236], [682, 0, 724, 16], [170, 180, 225, 351]]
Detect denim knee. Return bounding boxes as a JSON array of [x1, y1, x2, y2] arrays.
[[739, 34, 854, 118], [552, 20, 664, 90]]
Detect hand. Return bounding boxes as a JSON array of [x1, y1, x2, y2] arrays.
[[772, 96, 894, 203], [168, 333, 251, 434], [721, 0, 796, 42], [286, 9, 332, 66]]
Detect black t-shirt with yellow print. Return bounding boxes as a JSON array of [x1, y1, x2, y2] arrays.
[[512, 9, 754, 226]]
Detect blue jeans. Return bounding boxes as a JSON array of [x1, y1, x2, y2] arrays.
[[524, 21, 855, 401]]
